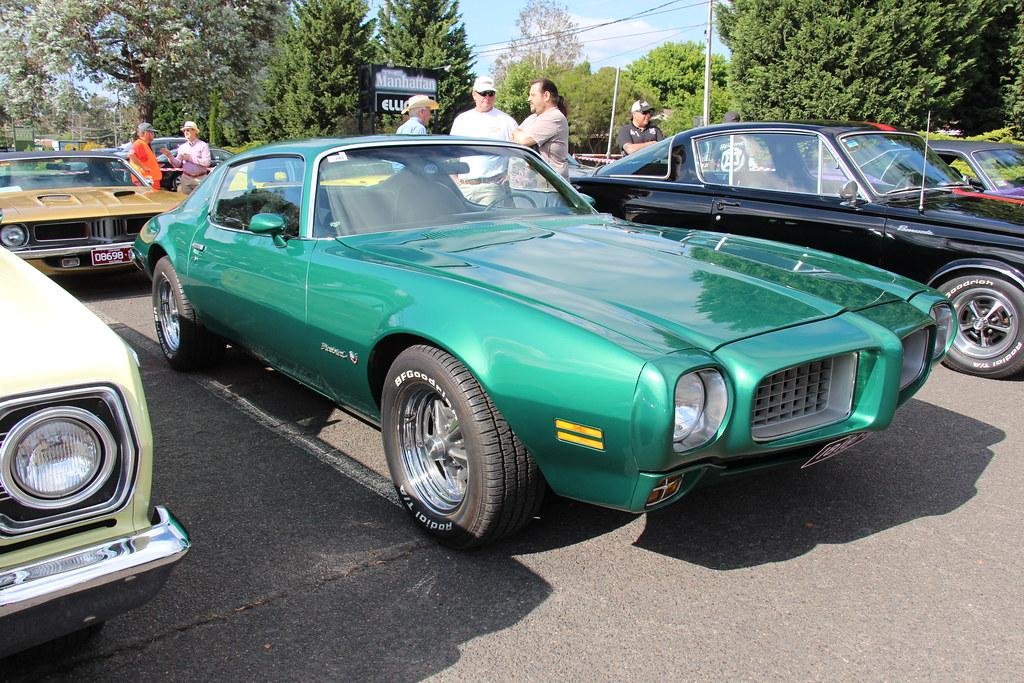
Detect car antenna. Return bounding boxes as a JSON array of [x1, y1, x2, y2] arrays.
[[919, 111, 932, 213]]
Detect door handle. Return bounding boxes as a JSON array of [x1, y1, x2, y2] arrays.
[[191, 243, 205, 252], [715, 199, 741, 209]]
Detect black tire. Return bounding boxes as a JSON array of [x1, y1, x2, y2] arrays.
[[938, 273, 1024, 378], [382, 345, 544, 548], [152, 257, 223, 371]]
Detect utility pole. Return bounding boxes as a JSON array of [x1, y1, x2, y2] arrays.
[[606, 67, 620, 158], [702, 0, 713, 126]]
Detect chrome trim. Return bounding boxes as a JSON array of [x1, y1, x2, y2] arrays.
[[6, 239, 135, 261], [0, 506, 190, 657], [1, 406, 118, 509], [0, 385, 138, 535]]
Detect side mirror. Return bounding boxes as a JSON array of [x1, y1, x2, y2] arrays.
[[249, 212, 288, 248], [963, 175, 985, 191], [839, 180, 860, 203]]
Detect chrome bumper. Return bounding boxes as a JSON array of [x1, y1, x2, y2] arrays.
[[9, 239, 136, 261], [0, 506, 190, 657]]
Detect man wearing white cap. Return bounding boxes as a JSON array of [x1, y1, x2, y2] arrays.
[[396, 95, 439, 135], [160, 121, 211, 195], [617, 100, 663, 155], [449, 75, 518, 204]]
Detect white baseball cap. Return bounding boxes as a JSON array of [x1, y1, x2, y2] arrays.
[[473, 76, 496, 94], [631, 100, 654, 113]]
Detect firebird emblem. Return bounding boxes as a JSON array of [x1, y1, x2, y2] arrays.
[[320, 342, 359, 364]]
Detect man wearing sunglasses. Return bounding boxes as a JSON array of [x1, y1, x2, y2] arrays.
[[618, 100, 664, 155], [450, 76, 518, 205]]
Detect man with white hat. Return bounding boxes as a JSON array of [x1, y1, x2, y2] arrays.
[[396, 94, 439, 135], [449, 75, 518, 204], [159, 121, 211, 195], [617, 100, 664, 155]]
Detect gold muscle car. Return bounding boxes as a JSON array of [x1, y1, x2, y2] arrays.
[[0, 152, 181, 274]]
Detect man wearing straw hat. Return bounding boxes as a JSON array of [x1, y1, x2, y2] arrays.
[[159, 121, 211, 195]]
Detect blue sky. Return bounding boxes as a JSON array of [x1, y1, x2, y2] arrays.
[[371, 0, 728, 76]]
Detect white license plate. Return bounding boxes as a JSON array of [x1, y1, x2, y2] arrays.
[[801, 432, 869, 468], [91, 246, 133, 267]]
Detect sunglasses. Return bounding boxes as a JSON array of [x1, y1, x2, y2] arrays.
[[476, 90, 496, 97]]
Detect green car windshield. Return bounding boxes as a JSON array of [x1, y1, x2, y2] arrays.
[[314, 143, 594, 237], [0, 156, 143, 191], [840, 132, 966, 195]]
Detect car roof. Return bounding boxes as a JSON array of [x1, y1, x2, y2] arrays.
[[0, 150, 123, 159], [679, 120, 914, 137], [228, 135, 531, 162], [928, 139, 1023, 153]]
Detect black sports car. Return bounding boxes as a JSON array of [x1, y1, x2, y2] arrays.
[[573, 121, 1024, 379]]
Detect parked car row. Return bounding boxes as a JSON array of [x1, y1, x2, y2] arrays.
[[1, 124, 1016, 656]]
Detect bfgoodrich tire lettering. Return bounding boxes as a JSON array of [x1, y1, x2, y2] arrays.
[[939, 273, 1024, 378], [382, 345, 544, 548], [152, 257, 223, 371]]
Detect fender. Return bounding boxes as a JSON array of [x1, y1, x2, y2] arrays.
[[927, 258, 1024, 291]]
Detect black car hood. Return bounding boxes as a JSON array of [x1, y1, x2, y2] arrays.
[[882, 189, 1024, 235]]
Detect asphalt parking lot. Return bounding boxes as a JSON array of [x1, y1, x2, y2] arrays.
[[4, 270, 1023, 681]]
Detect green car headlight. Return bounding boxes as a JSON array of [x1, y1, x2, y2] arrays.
[[673, 368, 728, 452], [1, 407, 116, 508], [930, 303, 955, 359]]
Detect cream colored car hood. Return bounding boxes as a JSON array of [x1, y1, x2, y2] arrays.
[[0, 246, 137, 396]]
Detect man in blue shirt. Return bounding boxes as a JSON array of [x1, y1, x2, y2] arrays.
[[396, 95, 439, 135]]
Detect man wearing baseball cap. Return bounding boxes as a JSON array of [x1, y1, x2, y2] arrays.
[[449, 75, 518, 204], [128, 122, 162, 187], [617, 100, 664, 155], [396, 95, 439, 135], [159, 121, 211, 195]]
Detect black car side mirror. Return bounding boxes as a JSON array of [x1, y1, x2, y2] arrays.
[[839, 180, 862, 205]]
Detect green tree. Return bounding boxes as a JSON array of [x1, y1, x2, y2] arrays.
[[376, 0, 473, 134], [0, 0, 285, 127], [717, 0, 996, 132], [261, 0, 378, 139], [626, 41, 732, 132], [495, 60, 541, 123], [1004, 1, 1024, 134]]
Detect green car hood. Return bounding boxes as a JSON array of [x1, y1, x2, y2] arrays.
[[344, 216, 917, 354]]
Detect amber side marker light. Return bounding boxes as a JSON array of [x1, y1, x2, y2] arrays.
[[646, 475, 683, 507]]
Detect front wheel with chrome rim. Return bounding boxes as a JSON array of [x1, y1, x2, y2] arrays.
[[382, 345, 544, 548], [152, 257, 223, 371], [938, 273, 1024, 378]]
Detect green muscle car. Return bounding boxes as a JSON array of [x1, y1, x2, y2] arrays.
[[133, 137, 955, 548]]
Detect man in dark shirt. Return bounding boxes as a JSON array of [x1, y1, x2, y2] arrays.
[[617, 100, 664, 155]]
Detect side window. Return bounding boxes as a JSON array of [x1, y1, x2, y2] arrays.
[[212, 156, 304, 236], [697, 132, 851, 196]]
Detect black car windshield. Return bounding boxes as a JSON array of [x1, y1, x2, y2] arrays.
[[974, 147, 1024, 195], [0, 156, 143, 191], [313, 143, 594, 237], [596, 136, 673, 178], [840, 132, 965, 195]]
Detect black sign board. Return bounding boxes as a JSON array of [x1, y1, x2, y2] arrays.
[[359, 64, 443, 133]]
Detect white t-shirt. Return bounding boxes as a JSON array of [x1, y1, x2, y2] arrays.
[[450, 107, 518, 179]]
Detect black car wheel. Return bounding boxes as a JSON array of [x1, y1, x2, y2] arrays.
[[152, 257, 223, 370], [382, 345, 544, 548], [939, 273, 1024, 378]]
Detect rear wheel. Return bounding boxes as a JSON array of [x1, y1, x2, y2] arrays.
[[152, 257, 223, 370], [382, 345, 544, 548], [938, 273, 1024, 378]]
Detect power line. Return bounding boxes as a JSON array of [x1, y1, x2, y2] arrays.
[[469, 0, 707, 58]]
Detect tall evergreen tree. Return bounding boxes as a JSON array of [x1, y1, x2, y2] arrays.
[[376, 0, 473, 134], [1006, 1, 1024, 134], [261, 0, 378, 140], [717, 0, 997, 132]]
